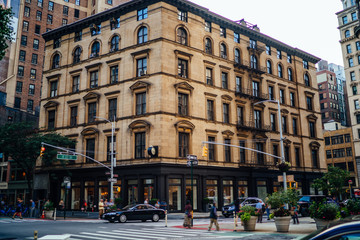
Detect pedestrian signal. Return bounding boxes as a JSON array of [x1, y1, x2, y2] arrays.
[[202, 146, 208, 157]]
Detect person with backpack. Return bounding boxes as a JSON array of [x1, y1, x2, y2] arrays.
[[208, 202, 220, 231]]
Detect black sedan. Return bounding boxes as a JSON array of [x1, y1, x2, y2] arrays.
[[103, 204, 166, 223]]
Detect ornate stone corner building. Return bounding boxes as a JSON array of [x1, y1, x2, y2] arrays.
[[38, 0, 325, 212]]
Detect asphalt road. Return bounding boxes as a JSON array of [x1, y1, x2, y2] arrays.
[[0, 217, 305, 240]]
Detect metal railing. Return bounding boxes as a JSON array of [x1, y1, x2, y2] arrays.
[[236, 121, 271, 132], [235, 88, 269, 100], [234, 60, 267, 74]]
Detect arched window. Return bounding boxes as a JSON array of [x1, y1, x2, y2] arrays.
[[52, 54, 60, 69], [138, 26, 148, 44], [110, 35, 119, 52], [234, 49, 240, 63], [73, 47, 81, 64], [288, 68, 293, 81], [205, 38, 212, 54], [91, 41, 100, 58], [278, 64, 283, 78], [266, 60, 272, 74], [220, 43, 227, 59], [250, 55, 257, 69], [345, 30, 350, 38], [304, 73, 310, 86], [177, 27, 187, 45]]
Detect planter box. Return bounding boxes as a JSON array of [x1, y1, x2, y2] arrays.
[[44, 210, 54, 219], [274, 216, 291, 232], [243, 216, 257, 231], [314, 218, 338, 230]]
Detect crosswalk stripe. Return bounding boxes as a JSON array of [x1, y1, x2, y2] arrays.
[[113, 229, 193, 237], [98, 231, 167, 239], [80, 232, 147, 240], [116, 228, 201, 237], [144, 227, 214, 234], [71, 234, 118, 240]]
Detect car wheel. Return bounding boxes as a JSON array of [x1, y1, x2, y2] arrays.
[[119, 214, 127, 223], [152, 214, 160, 222]]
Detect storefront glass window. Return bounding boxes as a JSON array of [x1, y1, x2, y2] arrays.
[[71, 182, 80, 210], [257, 180, 267, 200], [113, 180, 121, 200], [238, 181, 248, 198], [84, 181, 95, 210], [273, 181, 281, 192], [169, 178, 182, 211], [143, 179, 154, 202], [186, 179, 197, 210], [99, 181, 109, 201], [127, 179, 138, 204], [223, 180, 233, 205], [206, 179, 218, 204]]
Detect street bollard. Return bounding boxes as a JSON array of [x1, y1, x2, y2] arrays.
[[54, 208, 56, 221], [165, 210, 168, 227], [34, 230, 38, 240], [233, 213, 237, 232]]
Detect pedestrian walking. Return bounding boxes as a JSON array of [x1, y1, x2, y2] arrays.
[[208, 202, 220, 231], [29, 199, 36, 218], [234, 198, 240, 227], [144, 198, 149, 204], [183, 200, 192, 229], [265, 197, 271, 220], [292, 204, 300, 224], [155, 199, 160, 208], [98, 199, 104, 219], [58, 199, 64, 212], [12, 198, 23, 219], [255, 200, 263, 223]]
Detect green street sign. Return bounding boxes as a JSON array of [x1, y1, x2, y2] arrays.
[[57, 154, 77, 160]]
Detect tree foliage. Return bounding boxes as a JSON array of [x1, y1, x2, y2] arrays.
[[312, 166, 350, 200], [0, 7, 14, 61], [0, 122, 75, 198]]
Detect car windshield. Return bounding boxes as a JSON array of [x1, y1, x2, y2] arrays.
[[299, 196, 310, 202], [122, 204, 137, 210]]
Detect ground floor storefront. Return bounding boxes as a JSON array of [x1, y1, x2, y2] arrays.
[[35, 164, 323, 212]]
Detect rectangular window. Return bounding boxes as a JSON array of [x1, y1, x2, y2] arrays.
[[223, 103, 229, 123], [355, 99, 360, 109], [266, 45, 271, 55], [31, 53, 38, 64], [48, 110, 55, 129], [75, 0, 80, 5], [62, 19, 67, 26], [50, 81, 58, 97], [280, 89, 285, 104], [23, 21, 29, 31], [35, 25, 41, 34], [252, 81, 260, 97], [75, 31, 82, 42], [349, 58, 354, 67], [292, 118, 298, 135], [36, 10, 42, 21], [290, 92, 295, 106], [254, 110, 261, 128], [237, 106, 243, 125], [357, 114, 360, 124], [343, 15, 348, 24], [234, 32, 240, 43], [256, 143, 264, 164], [135, 132, 145, 159], [86, 138, 95, 162], [89, 70, 98, 88], [63, 6, 68, 15], [306, 96, 313, 110], [37, 0, 43, 7], [178, 93, 188, 116], [17, 66, 24, 77], [326, 150, 332, 159], [357, 41, 360, 51], [221, 72, 228, 89], [30, 68, 36, 79], [224, 139, 231, 162], [48, 1, 54, 11], [273, 145, 278, 164], [16, 81, 23, 92], [309, 121, 315, 138], [295, 147, 300, 167], [74, 9, 79, 18], [19, 50, 26, 61], [21, 35, 27, 46], [219, 27, 226, 37], [351, 71, 356, 81], [284, 146, 290, 162], [33, 39, 39, 49], [47, 14, 53, 24], [352, 12, 357, 21], [29, 84, 35, 95], [282, 116, 287, 133], [27, 100, 33, 111], [107, 0, 112, 4], [270, 113, 276, 131], [268, 86, 274, 100], [110, 66, 118, 84], [14, 97, 21, 109], [207, 99, 214, 121], [345, 134, 351, 142], [88, 102, 96, 123], [312, 150, 318, 168], [277, 49, 282, 59], [347, 44, 352, 54], [178, 59, 188, 78], [303, 60, 309, 69], [24, 6, 30, 17], [347, 148, 353, 157], [72, 75, 80, 92], [236, 76, 242, 92], [208, 136, 215, 161], [353, 86, 357, 95], [137, 58, 147, 77], [108, 99, 117, 120], [249, 39, 256, 49], [205, 21, 211, 32], [325, 137, 330, 145], [70, 106, 78, 127], [178, 10, 187, 22], [239, 140, 245, 163], [178, 132, 189, 158], [287, 54, 292, 63], [136, 92, 146, 115], [137, 7, 148, 21], [206, 68, 213, 85]]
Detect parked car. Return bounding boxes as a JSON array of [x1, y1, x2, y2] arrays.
[[297, 195, 327, 217], [222, 197, 263, 218], [300, 215, 360, 240], [103, 204, 165, 223]]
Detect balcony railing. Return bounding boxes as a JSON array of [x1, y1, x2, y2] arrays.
[[235, 88, 269, 101], [236, 121, 271, 132], [234, 60, 266, 74]]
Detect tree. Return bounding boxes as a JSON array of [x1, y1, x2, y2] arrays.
[[312, 166, 350, 201], [0, 122, 75, 198], [0, 7, 14, 61]]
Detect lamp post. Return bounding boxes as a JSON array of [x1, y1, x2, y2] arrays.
[[95, 116, 115, 201], [253, 99, 287, 192]]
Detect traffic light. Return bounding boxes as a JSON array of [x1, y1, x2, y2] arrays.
[[40, 146, 45, 157], [202, 145, 208, 157]]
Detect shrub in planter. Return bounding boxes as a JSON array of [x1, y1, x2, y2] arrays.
[[239, 205, 258, 219], [345, 199, 360, 216], [44, 201, 54, 211], [309, 201, 340, 221], [273, 207, 291, 217]]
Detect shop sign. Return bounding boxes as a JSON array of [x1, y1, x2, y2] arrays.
[[0, 182, 8, 189], [278, 175, 294, 182]]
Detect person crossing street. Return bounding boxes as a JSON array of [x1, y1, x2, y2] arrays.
[[208, 202, 220, 231]]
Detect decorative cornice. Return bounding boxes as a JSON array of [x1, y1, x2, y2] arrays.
[[104, 90, 121, 96]]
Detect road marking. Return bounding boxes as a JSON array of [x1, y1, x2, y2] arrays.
[[145, 227, 215, 234], [80, 232, 147, 240], [98, 231, 167, 239], [70, 234, 118, 240], [114, 229, 193, 237]]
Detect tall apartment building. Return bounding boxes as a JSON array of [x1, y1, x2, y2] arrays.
[[37, 0, 325, 212], [337, 0, 360, 181], [317, 60, 349, 128]]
